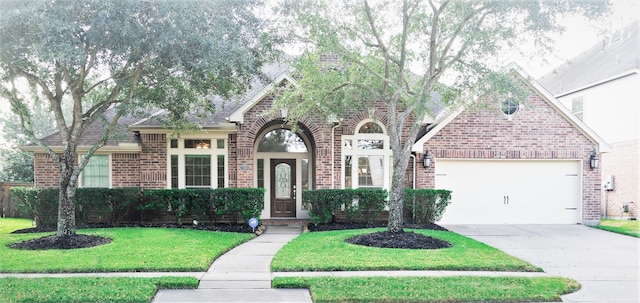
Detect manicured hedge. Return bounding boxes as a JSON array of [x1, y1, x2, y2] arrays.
[[404, 188, 452, 224], [303, 188, 388, 224], [303, 188, 452, 225], [10, 187, 265, 227]]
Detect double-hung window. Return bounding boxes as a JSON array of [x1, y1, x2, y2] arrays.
[[343, 121, 392, 190], [82, 154, 110, 188]]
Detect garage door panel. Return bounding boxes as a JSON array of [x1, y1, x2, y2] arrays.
[[435, 160, 581, 224]]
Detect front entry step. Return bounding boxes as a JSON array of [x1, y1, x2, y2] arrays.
[[261, 219, 309, 226]]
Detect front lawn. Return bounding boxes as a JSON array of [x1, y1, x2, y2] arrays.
[[273, 276, 580, 303], [272, 228, 541, 272], [595, 219, 639, 237], [0, 277, 198, 303], [0, 218, 254, 273]]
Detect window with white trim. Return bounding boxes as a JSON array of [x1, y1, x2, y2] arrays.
[[82, 154, 109, 188], [168, 138, 227, 188], [343, 120, 392, 189], [571, 96, 584, 121]]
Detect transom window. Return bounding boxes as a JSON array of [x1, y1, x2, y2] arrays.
[[343, 120, 391, 189], [257, 129, 308, 153]]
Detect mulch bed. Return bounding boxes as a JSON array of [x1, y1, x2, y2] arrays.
[[309, 222, 451, 250], [8, 234, 112, 250], [346, 230, 451, 249]]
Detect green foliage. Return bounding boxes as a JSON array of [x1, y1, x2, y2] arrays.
[[344, 189, 388, 223], [141, 188, 265, 223], [272, 228, 541, 272], [274, 0, 609, 232], [303, 189, 350, 224], [0, 224, 254, 273], [0, 0, 280, 236], [212, 188, 266, 222], [10, 187, 58, 227], [404, 189, 452, 224], [303, 189, 387, 224], [75, 188, 142, 225], [595, 220, 640, 238], [12, 187, 264, 226], [273, 276, 580, 303], [0, 277, 199, 303]]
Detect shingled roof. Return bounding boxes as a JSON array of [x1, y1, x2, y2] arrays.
[[538, 21, 639, 96], [22, 61, 291, 151]]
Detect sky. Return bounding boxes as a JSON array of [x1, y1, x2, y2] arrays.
[[1, 0, 638, 149], [522, 0, 639, 78]]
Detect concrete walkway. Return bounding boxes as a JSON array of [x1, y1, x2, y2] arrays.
[[152, 225, 313, 303]]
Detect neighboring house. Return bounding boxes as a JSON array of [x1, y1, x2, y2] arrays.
[[22, 61, 608, 225], [538, 21, 639, 220]]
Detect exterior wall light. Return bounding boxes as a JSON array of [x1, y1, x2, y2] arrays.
[[423, 152, 433, 168], [589, 150, 599, 170]]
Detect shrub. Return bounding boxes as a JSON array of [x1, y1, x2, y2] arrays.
[[404, 188, 452, 224], [212, 188, 265, 222], [10, 187, 59, 227], [350, 188, 387, 223], [303, 189, 387, 224], [75, 188, 141, 225], [13, 187, 265, 226], [303, 189, 349, 224]]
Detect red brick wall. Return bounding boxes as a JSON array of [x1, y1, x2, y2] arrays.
[[419, 92, 601, 223], [34, 153, 61, 188], [111, 153, 140, 187], [138, 134, 167, 189]]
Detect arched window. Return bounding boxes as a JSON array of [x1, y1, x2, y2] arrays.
[[343, 120, 391, 189], [257, 129, 308, 153]]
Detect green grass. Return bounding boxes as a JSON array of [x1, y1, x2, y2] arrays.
[[0, 277, 198, 303], [273, 276, 580, 303], [595, 220, 640, 237], [272, 228, 541, 272], [0, 218, 254, 273]]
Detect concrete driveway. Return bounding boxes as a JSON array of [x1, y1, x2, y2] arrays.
[[445, 224, 639, 303]]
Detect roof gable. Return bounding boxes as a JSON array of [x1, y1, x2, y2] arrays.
[[413, 66, 610, 153], [227, 72, 297, 124]]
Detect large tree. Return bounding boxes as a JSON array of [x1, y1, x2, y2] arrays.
[[275, 0, 608, 232], [0, 0, 279, 237]]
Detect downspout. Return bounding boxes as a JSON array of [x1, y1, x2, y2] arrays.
[[331, 122, 341, 189], [410, 154, 416, 189]]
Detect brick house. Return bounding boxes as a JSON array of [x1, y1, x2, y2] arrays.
[[23, 63, 608, 225]]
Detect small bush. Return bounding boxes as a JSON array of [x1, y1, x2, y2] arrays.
[[10, 187, 59, 227], [404, 189, 452, 224], [303, 189, 387, 224]]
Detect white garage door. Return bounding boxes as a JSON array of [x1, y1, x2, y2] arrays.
[[435, 160, 581, 224]]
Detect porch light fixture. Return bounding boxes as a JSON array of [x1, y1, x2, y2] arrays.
[[589, 150, 599, 170], [423, 152, 433, 168], [195, 141, 210, 149]]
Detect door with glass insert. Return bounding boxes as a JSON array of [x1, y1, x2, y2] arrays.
[[270, 159, 296, 217]]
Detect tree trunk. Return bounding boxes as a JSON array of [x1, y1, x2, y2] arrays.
[[57, 149, 77, 237], [387, 149, 411, 233]]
